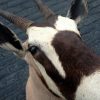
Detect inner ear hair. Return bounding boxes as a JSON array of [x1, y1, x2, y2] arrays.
[[0, 22, 26, 57], [68, 0, 88, 24]]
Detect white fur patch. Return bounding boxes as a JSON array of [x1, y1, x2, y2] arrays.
[[27, 26, 66, 78], [33, 59, 66, 100], [75, 71, 100, 100], [54, 16, 80, 35]]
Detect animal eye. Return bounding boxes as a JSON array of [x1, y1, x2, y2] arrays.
[[28, 45, 38, 55]]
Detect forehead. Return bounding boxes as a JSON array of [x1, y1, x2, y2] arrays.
[[27, 26, 66, 78], [27, 26, 57, 46], [27, 15, 80, 46]]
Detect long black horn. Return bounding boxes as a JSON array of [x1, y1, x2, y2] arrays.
[[0, 9, 33, 31]]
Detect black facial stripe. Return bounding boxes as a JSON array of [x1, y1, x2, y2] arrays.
[[0, 23, 23, 50], [29, 48, 65, 93], [36, 71, 61, 98]]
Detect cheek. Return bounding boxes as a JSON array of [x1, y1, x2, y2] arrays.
[[33, 50, 52, 71], [33, 50, 64, 83]]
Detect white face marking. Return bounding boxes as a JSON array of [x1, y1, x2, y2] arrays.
[[54, 15, 80, 36], [75, 71, 100, 100], [33, 59, 66, 100], [27, 26, 66, 78]]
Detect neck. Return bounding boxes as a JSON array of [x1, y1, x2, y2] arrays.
[[52, 31, 100, 99], [66, 44, 100, 75]]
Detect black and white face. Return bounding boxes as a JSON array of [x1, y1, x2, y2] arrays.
[[27, 16, 80, 76], [0, 0, 88, 99], [26, 16, 81, 98], [25, 0, 88, 97]]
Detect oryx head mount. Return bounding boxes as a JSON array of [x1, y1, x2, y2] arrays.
[[0, 0, 88, 99]]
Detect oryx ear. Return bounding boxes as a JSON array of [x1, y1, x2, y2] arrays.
[[0, 22, 25, 57], [67, 0, 88, 24]]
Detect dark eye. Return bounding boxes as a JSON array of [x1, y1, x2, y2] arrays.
[[28, 45, 38, 55]]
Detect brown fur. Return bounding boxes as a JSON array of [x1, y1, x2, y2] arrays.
[[28, 31, 100, 100], [29, 16, 57, 29], [52, 31, 100, 99]]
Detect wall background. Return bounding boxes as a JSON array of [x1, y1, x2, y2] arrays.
[[0, 0, 100, 100]]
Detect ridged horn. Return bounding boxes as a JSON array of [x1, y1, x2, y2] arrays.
[[0, 9, 33, 31]]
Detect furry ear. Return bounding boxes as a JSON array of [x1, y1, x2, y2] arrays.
[[0, 22, 25, 57], [67, 0, 88, 24]]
